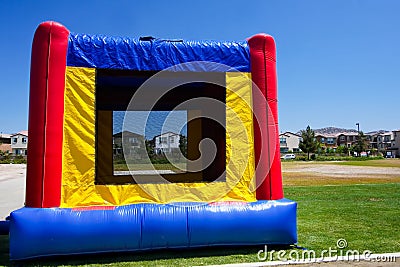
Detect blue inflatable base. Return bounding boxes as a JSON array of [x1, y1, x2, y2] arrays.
[[0, 220, 9, 235], [9, 199, 297, 260]]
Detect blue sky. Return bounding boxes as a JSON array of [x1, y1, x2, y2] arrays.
[[113, 111, 187, 139], [1, 0, 399, 134]]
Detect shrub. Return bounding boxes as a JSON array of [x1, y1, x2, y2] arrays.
[[313, 155, 384, 162], [293, 155, 307, 161], [12, 155, 27, 164]]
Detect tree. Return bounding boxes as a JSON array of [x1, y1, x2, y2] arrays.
[[145, 139, 155, 158], [336, 145, 349, 156], [299, 125, 320, 160], [179, 134, 187, 158], [352, 131, 368, 157]]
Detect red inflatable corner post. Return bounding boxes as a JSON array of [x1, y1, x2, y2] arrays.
[[248, 34, 283, 200], [25, 22, 69, 208]]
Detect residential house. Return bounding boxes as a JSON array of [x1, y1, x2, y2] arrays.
[[154, 132, 180, 154], [336, 132, 359, 148], [11, 131, 28, 156], [316, 133, 338, 150], [279, 132, 302, 153], [0, 143, 11, 154], [386, 130, 400, 158], [0, 133, 11, 153], [383, 132, 393, 150], [113, 131, 146, 158], [367, 130, 393, 153], [314, 130, 399, 156], [0, 133, 11, 144]]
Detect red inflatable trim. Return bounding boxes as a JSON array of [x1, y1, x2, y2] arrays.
[[25, 22, 69, 208], [248, 34, 283, 200], [72, 206, 116, 212]]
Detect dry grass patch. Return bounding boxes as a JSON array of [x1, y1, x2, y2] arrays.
[[333, 158, 400, 168], [283, 172, 400, 186], [282, 160, 400, 186]]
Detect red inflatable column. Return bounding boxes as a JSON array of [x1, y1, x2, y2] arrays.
[[25, 22, 69, 207], [248, 34, 283, 200]]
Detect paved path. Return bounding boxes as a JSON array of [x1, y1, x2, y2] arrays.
[[0, 164, 25, 220]]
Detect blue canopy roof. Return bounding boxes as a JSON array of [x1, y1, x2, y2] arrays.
[[67, 33, 250, 72]]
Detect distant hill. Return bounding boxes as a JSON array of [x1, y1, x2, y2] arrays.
[[365, 130, 391, 135], [314, 127, 358, 135], [296, 127, 391, 136], [296, 127, 358, 135]]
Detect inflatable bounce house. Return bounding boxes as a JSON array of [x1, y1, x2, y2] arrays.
[[8, 21, 297, 260]]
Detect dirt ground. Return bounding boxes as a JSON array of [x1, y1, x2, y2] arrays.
[[283, 162, 400, 176], [281, 161, 400, 186], [0, 164, 25, 220]]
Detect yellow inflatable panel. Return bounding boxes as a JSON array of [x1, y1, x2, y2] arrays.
[[61, 67, 255, 207]]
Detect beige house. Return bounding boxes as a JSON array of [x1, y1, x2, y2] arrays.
[[279, 132, 302, 153], [11, 131, 28, 156], [154, 132, 181, 154]]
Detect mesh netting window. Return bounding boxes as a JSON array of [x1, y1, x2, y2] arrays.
[[95, 70, 226, 184]]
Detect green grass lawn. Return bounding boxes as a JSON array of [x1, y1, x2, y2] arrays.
[[287, 183, 400, 254], [1, 182, 399, 266]]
